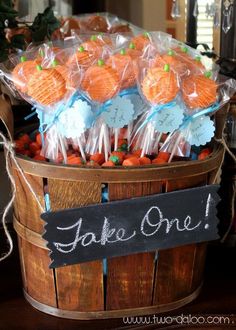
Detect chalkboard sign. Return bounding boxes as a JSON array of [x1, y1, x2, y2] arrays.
[[42, 185, 220, 269]]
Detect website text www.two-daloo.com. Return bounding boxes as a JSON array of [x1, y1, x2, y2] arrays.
[[123, 314, 234, 326]]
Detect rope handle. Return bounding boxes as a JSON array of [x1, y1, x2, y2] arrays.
[[0, 96, 44, 262], [0, 95, 14, 141]]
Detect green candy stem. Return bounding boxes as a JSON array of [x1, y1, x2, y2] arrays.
[[204, 71, 212, 78], [129, 42, 135, 49], [181, 46, 188, 53], [36, 65, 42, 71], [20, 56, 27, 63], [98, 59, 104, 66], [78, 46, 85, 53], [195, 55, 201, 62], [91, 35, 97, 41], [52, 59, 59, 67], [120, 48, 126, 55], [167, 49, 175, 56], [143, 31, 149, 38], [39, 49, 44, 57], [164, 64, 170, 72]]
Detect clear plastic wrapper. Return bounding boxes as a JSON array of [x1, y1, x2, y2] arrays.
[[0, 42, 94, 162], [160, 78, 236, 161], [81, 58, 121, 160], [131, 49, 183, 157], [77, 12, 133, 34], [130, 33, 230, 158]]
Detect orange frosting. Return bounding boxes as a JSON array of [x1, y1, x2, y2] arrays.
[[130, 33, 150, 51], [54, 64, 80, 90], [106, 51, 136, 89], [27, 67, 66, 106], [182, 56, 206, 73], [81, 61, 120, 103], [80, 39, 103, 60], [126, 47, 142, 60], [109, 24, 132, 34], [154, 51, 188, 77], [67, 47, 95, 69], [85, 15, 108, 32], [181, 74, 217, 109], [12, 60, 38, 93], [142, 65, 179, 104]]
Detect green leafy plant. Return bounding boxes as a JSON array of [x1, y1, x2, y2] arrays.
[[0, 1, 60, 62], [29, 7, 60, 42]]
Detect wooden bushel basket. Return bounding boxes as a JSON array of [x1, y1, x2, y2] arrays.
[[0, 97, 227, 320]]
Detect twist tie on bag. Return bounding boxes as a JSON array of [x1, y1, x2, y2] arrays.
[[96, 87, 139, 118], [32, 91, 90, 135], [119, 86, 139, 98], [133, 100, 177, 139], [165, 102, 223, 162], [41, 92, 80, 133], [180, 102, 220, 129]]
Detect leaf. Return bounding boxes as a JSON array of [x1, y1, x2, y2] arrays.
[[0, 0, 17, 16], [29, 6, 60, 42], [0, 0, 18, 29], [10, 33, 25, 49], [0, 34, 10, 62]]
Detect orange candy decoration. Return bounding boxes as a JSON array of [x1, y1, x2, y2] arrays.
[[106, 49, 136, 89], [181, 73, 217, 109], [154, 50, 188, 77], [131, 33, 150, 51], [67, 46, 97, 69], [80, 37, 103, 60], [81, 59, 120, 103], [85, 15, 108, 32], [142, 64, 179, 104], [27, 66, 66, 106], [12, 57, 38, 93]]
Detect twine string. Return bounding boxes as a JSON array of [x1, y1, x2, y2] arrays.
[[0, 131, 44, 262], [213, 135, 236, 243]]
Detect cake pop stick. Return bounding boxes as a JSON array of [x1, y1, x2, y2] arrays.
[[131, 63, 182, 156], [168, 132, 183, 163]]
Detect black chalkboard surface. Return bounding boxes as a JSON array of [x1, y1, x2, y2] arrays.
[[42, 185, 220, 269]]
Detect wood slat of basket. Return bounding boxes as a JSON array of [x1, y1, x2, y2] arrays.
[[153, 245, 196, 304], [47, 179, 104, 312], [20, 239, 57, 307], [106, 181, 162, 310], [153, 175, 208, 304], [13, 169, 45, 233], [191, 243, 207, 292]]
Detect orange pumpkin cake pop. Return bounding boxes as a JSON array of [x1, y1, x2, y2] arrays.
[[12, 56, 38, 93], [85, 15, 108, 32], [81, 59, 120, 103], [52, 60, 80, 91], [154, 50, 188, 77], [142, 64, 179, 104], [67, 46, 96, 68], [106, 49, 136, 89], [181, 72, 217, 109], [184, 55, 205, 73], [27, 65, 66, 106], [130, 32, 151, 51], [80, 36, 103, 60], [126, 42, 142, 59]]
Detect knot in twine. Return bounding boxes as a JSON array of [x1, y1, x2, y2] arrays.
[[0, 131, 44, 262]]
